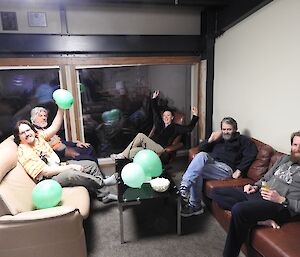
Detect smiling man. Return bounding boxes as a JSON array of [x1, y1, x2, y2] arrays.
[[111, 90, 199, 159], [13, 106, 117, 204], [30, 106, 99, 165], [179, 117, 258, 217]]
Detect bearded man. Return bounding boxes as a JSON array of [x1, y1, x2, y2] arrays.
[[211, 131, 300, 257], [179, 117, 258, 217]]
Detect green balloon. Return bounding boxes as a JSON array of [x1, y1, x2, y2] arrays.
[[133, 149, 162, 178], [52, 89, 74, 109], [121, 163, 145, 188], [102, 109, 121, 123], [101, 111, 111, 122], [110, 108, 121, 120], [32, 179, 62, 209]]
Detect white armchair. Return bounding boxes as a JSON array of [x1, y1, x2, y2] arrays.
[[0, 137, 90, 257]]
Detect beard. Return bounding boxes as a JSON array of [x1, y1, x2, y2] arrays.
[[290, 151, 300, 164], [222, 134, 233, 141]]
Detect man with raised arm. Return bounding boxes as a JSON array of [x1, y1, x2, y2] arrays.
[[14, 105, 117, 203], [179, 117, 258, 217]]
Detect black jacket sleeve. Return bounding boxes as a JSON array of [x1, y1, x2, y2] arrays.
[[151, 98, 164, 128], [174, 115, 199, 135], [236, 136, 258, 173], [198, 139, 216, 152]]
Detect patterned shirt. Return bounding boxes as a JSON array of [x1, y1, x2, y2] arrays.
[[17, 131, 60, 180]]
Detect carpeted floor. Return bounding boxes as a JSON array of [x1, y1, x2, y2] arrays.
[[85, 157, 245, 257]]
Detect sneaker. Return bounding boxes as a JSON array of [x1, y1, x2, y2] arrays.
[[179, 185, 189, 203], [181, 204, 204, 217]]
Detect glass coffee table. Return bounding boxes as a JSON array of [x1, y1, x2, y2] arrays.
[[117, 164, 182, 244]]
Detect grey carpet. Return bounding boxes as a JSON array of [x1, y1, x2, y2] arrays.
[[85, 157, 245, 257]]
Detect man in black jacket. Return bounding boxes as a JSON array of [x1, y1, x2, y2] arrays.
[[111, 90, 198, 159], [179, 117, 258, 217]]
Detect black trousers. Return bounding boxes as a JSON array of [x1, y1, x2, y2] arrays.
[[211, 187, 291, 257]]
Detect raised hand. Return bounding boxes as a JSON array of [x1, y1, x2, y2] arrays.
[[191, 106, 198, 116], [208, 130, 222, 143]]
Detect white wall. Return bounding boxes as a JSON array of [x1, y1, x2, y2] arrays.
[[0, 2, 200, 35], [67, 4, 200, 35], [214, 0, 300, 153]]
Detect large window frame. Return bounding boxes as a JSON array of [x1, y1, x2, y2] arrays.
[[0, 56, 205, 149]]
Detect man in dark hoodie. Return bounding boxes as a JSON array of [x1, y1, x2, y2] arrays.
[[179, 117, 258, 217]]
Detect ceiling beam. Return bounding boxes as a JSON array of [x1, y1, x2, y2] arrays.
[[0, 0, 229, 7], [0, 34, 204, 56], [216, 0, 273, 36]]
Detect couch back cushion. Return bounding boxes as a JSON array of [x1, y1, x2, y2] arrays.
[[0, 136, 35, 215], [247, 138, 275, 181], [268, 151, 285, 170], [0, 136, 18, 182], [0, 163, 35, 215]]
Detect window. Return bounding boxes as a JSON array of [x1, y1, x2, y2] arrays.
[[0, 68, 60, 142], [77, 64, 192, 157]]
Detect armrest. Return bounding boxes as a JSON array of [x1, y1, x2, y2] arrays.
[[0, 207, 87, 257], [0, 206, 77, 222], [189, 146, 200, 162], [165, 142, 184, 153]]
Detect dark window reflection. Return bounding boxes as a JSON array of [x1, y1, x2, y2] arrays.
[[0, 69, 60, 142], [78, 65, 191, 158]]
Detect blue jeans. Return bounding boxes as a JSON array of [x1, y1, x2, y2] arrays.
[[181, 152, 233, 207]]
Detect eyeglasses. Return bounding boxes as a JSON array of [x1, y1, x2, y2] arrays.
[[19, 128, 32, 136]]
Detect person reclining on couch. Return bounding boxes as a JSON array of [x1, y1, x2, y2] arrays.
[[111, 90, 199, 160], [31, 107, 98, 163], [31, 106, 106, 178], [211, 131, 300, 257], [179, 117, 258, 217], [14, 105, 117, 204]]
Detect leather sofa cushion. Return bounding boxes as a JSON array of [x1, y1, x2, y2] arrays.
[[269, 151, 284, 170], [205, 178, 253, 199], [0, 137, 17, 182], [60, 186, 90, 219], [247, 139, 275, 181], [0, 163, 35, 215], [251, 222, 300, 257]]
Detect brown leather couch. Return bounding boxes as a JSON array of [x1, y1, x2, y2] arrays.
[[0, 136, 90, 257], [189, 138, 300, 257]]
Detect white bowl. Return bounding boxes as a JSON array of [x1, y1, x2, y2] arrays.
[[150, 177, 170, 192]]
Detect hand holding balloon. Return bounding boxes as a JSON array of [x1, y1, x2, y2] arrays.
[[53, 89, 74, 109]]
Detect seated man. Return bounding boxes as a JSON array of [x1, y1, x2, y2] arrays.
[[31, 107, 98, 163], [111, 90, 199, 159], [211, 131, 300, 257], [14, 105, 117, 203], [179, 117, 258, 217]]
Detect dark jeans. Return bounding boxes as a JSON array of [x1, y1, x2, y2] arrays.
[[211, 187, 291, 257]]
